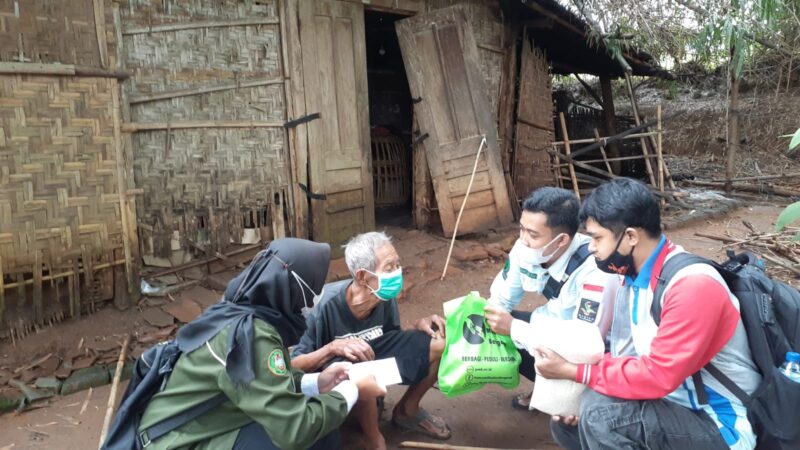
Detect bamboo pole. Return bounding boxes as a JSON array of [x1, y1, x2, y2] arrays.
[[113, 87, 135, 301], [551, 131, 661, 147], [92, 0, 109, 69], [558, 113, 581, 200], [122, 120, 284, 132], [593, 128, 613, 174], [128, 78, 284, 104], [98, 335, 131, 449], [2, 260, 126, 290], [122, 18, 280, 35], [144, 244, 263, 279], [0, 62, 128, 78], [441, 136, 486, 280], [624, 73, 657, 187], [552, 154, 662, 169], [710, 172, 800, 183], [657, 104, 665, 199]]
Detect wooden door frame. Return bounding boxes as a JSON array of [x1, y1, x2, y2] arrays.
[[284, 0, 420, 239]]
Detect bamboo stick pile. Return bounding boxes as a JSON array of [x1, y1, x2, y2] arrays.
[[696, 225, 800, 286]]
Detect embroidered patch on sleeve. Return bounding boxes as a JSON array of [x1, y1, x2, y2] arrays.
[[502, 259, 510, 280], [267, 349, 288, 376], [577, 298, 600, 323]]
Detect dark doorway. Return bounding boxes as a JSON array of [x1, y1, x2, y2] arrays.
[[365, 11, 414, 228]]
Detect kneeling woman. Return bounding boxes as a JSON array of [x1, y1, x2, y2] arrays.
[[137, 238, 382, 449]]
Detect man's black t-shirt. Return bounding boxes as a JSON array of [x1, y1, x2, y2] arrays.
[[290, 279, 402, 358]]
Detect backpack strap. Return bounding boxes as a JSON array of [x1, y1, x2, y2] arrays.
[[650, 252, 751, 406], [138, 393, 228, 448], [542, 242, 591, 300], [651, 253, 710, 325]]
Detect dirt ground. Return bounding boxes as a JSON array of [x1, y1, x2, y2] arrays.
[[0, 201, 789, 450]]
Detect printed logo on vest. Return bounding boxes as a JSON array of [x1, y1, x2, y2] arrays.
[[577, 298, 599, 323], [267, 349, 288, 376]]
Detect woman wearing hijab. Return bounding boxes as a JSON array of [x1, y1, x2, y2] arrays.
[[136, 238, 383, 450]]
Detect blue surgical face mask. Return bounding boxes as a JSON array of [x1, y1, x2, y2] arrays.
[[365, 267, 403, 301]]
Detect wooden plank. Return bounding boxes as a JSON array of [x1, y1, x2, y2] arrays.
[[129, 78, 284, 104], [93, 0, 109, 68], [122, 120, 284, 132], [123, 18, 281, 35], [0, 62, 75, 75], [112, 85, 135, 304], [284, 0, 310, 239], [299, 0, 374, 251], [558, 113, 581, 199]]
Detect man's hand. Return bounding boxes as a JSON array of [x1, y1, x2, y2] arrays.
[[327, 338, 375, 362], [318, 362, 351, 394], [552, 415, 580, 427], [484, 305, 513, 336], [414, 314, 445, 339], [353, 374, 386, 398], [533, 346, 578, 381]]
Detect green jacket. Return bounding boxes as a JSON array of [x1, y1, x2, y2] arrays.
[[138, 320, 349, 449]]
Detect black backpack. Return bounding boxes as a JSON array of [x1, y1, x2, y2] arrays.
[[100, 341, 227, 450], [652, 251, 800, 449]]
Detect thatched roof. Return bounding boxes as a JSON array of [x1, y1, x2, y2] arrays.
[[502, 0, 672, 79]]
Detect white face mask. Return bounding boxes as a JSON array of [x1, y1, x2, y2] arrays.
[[517, 233, 564, 266], [291, 271, 324, 319]]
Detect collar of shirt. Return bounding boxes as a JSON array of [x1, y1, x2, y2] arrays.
[[625, 234, 667, 289], [546, 233, 590, 283]]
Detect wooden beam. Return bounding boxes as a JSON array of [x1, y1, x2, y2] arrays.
[[558, 113, 581, 199], [112, 87, 135, 303], [0, 62, 128, 79], [524, 18, 554, 29], [574, 74, 604, 106], [128, 78, 284, 104], [599, 76, 620, 173], [122, 18, 280, 35], [122, 120, 284, 132]]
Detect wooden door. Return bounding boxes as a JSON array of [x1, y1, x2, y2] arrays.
[[513, 33, 556, 197], [396, 6, 513, 237], [298, 0, 374, 251]]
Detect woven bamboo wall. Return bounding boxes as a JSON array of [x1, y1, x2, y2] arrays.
[[514, 41, 556, 196], [0, 0, 137, 336], [119, 0, 290, 262], [0, 75, 133, 333], [0, 1, 101, 66]]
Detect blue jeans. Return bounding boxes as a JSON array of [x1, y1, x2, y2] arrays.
[[551, 389, 729, 450]]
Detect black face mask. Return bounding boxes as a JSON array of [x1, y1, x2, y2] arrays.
[[596, 232, 637, 278]]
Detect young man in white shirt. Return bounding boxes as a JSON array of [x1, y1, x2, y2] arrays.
[[484, 187, 619, 409]]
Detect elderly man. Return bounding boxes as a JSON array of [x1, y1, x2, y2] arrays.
[[291, 232, 450, 450]]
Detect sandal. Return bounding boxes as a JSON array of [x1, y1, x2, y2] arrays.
[[392, 408, 451, 440], [511, 392, 532, 411]]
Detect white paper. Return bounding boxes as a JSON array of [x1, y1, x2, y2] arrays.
[[348, 357, 403, 389]]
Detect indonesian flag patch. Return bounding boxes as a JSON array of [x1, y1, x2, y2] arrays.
[[267, 349, 288, 376]]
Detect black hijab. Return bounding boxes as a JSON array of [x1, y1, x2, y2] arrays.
[[176, 238, 331, 387]]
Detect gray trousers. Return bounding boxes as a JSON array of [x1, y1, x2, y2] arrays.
[[550, 389, 729, 450]]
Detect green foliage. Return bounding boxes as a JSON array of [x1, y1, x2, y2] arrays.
[[775, 201, 800, 232], [791, 128, 800, 151]]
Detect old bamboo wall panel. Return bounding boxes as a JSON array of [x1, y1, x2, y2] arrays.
[[0, 1, 102, 66], [513, 41, 555, 197], [0, 75, 129, 331], [120, 0, 290, 259]]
